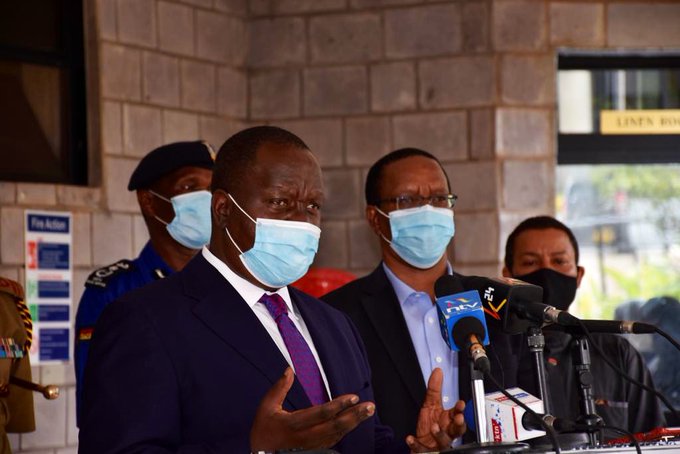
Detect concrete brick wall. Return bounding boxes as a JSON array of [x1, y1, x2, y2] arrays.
[[2, 0, 680, 451]]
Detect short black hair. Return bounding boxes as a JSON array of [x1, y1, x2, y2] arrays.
[[504, 215, 580, 271], [211, 126, 309, 193], [364, 148, 450, 205]]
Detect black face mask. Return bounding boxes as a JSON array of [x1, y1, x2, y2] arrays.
[[514, 268, 578, 311]]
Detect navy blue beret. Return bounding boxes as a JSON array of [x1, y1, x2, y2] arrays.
[[127, 141, 216, 191]]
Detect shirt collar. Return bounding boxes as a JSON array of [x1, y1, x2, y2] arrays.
[[201, 246, 294, 316], [382, 261, 453, 306]]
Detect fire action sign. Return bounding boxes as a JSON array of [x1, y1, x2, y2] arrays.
[[24, 211, 72, 364]]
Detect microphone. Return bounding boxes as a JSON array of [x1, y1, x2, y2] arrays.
[[556, 319, 656, 335], [434, 275, 491, 374], [463, 388, 546, 442], [521, 412, 580, 433], [460, 275, 578, 334]]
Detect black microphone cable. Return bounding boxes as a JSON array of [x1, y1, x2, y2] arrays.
[[571, 318, 680, 424], [653, 325, 680, 353], [483, 373, 561, 454], [599, 425, 642, 454]]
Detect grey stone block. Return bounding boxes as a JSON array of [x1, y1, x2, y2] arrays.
[[345, 117, 391, 166], [496, 108, 551, 158], [101, 44, 141, 101], [56, 186, 101, 209], [493, 0, 546, 51], [92, 212, 134, 266], [370, 62, 416, 112], [348, 219, 382, 270], [272, 0, 347, 14], [180, 60, 217, 113], [104, 157, 140, 213], [215, 0, 249, 15], [197, 11, 247, 64], [96, 0, 117, 41], [385, 4, 462, 58], [250, 70, 300, 119], [158, 1, 195, 56], [123, 104, 163, 158], [501, 55, 554, 106], [1, 208, 24, 264], [273, 119, 344, 167], [73, 212, 92, 267], [443, 161, 498, 212], [117, 0, 156, 48], [101, 101, 123, 155], [218, 67, 248, 118], [0, 182, 16, 204], [16, 184, 57, 205], [322, 168, 362, 219], [452, 211, 498, 263], [304, 66, 368, 116], [608, 3, 680, 47], [550, 2, 604, 47], [393, 112, 467, 162], [162, 110, 200, 144], [248, 18, 306, 68], [419, 56, 495, 109], [470, 108, 494, 160], [199, 116, 248, 151], [310, 13, 382, 63], [314, 220, 349, 269], [143, 52, 180, 107], [502, 160, 551, 211], [462, 0, 490, 52]]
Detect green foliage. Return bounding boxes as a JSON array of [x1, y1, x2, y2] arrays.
[[574, 257, 680, 319], [591, 165, 680, 201]]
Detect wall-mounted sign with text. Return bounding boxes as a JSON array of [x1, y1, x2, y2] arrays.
[[24, 210, 72, 364], [600, 109, 680, 135]]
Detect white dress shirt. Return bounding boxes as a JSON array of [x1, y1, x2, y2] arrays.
[[202, 247, 332, 398]]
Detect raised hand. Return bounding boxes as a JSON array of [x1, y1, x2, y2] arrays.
[[405, 368, 466, 453], [250, 367, 376, 452]]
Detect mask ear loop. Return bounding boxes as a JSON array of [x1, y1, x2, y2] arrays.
[[223, 193, 256, 255], [373, 206, 393, 245], [148, 190, 173, 226]]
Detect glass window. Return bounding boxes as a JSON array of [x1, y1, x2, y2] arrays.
[[0, 1, 88, 185]]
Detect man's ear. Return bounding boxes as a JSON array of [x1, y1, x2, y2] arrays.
[[365, 205, 382, 236], [501, 266, 511, 278], [137, 190, 155, 218], [576, 265, 585, 288], [211, 189, 231, 228]]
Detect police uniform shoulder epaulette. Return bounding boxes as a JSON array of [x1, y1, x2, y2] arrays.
[[0, 277, 24, 300], [85, 260, 135, 289]]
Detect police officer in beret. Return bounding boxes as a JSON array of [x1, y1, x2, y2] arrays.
[[74, 141, 215, 425]]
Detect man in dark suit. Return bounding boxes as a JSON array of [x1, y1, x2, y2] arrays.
[[322, 148, 522, 443], [79, 127, 466, 453]]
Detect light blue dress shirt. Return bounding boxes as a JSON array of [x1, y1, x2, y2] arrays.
[[382, 263, 460, 410]]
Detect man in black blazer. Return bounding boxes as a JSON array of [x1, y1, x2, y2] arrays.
[[322, 148, 523, 443], [80, 127, 466, 453]]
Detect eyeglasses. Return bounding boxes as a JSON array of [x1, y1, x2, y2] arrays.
[[375, 194, 458, 210]]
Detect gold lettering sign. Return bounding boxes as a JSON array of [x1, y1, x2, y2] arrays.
[[600, 110, 680, 134]]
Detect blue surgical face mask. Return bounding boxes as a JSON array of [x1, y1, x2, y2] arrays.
[[151, 190, 212, 249], [225, 194, 321, 289], [376, 204, 455, 269]]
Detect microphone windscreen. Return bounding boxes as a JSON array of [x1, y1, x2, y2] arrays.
[[434, 275, 464, 298]]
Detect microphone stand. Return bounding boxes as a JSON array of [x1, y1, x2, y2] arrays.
[[571, 335, 604, 448], [527, 325, 552, 415], [443, 360, 529, 453]]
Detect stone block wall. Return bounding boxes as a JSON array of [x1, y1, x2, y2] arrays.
[[1, 0, 680, 451]]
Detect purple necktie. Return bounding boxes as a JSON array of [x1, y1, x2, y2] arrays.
[[260, 293, 329, 406]]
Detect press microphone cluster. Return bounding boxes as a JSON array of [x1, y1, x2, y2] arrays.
[[434, 276, 491, 374]]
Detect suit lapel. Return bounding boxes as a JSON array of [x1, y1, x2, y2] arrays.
[[183, 255, 311, 410], [360, 266, 426, 406]]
